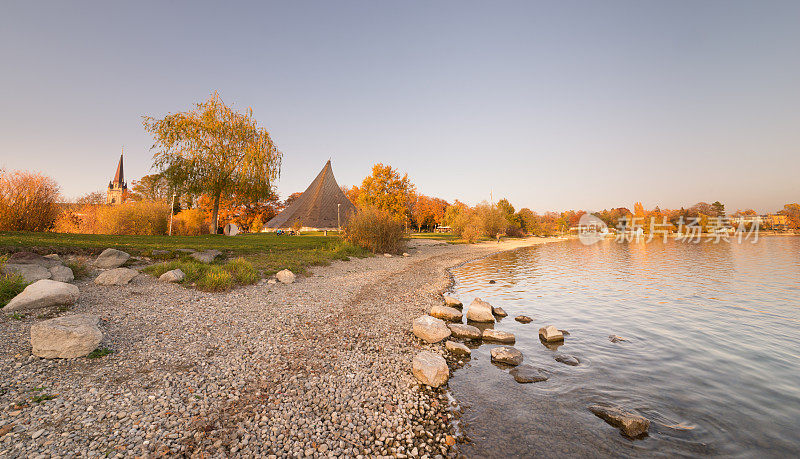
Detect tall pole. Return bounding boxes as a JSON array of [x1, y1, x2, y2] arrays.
[[168, 193, 176, 236], [337, 203, 341, 231]]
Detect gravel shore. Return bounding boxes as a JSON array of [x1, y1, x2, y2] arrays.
[[1, 237, 558, 458]]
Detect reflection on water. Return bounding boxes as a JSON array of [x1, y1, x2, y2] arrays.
[[449, 237, 800, 457]]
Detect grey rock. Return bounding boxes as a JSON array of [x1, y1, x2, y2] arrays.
[[589, 405, 650, 438], [7, 251, 61, 268], [490, 346, 523, 366], [191, 250, 222, 263], [49, 265, 74, 283], [1, 263, 51, 283], [159, 269, 186, 283], [4, 279, 79, 312], [94, 268, 138, 286], [412, 315, 451, 343], [466, 298, 495, 323], [447, 323, 482, 340], [510, 365, 548, 383], [30, 314, 102, 359], [482, 328, 515, 344], [411, 351, 449, 387], [555, 354, 580, 366], [429, 305, 462, 322], [444, 340, 471, 356], [93, 248, 130, 269]]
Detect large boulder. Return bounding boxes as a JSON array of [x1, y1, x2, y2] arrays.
[[94, 268, 138, 286], [276, 269, 295, 284], [589, 405, 650, 438], [443, 295, 462, 309], [1, 263, 51, 283], [447, 323, 482, 340], [429, 305, 462, 322], [48, 265, 74, 283], [482, 329, 516, 344], [539, 325, 564, 342], [4, 280, 79, 312], [411, 351, 449, 388], [191, 250, 222, 263], [159, 269, 186, 283], [7, 251, 61, 268], [445, 340, 471, 357], [412, 315, 451, 343], [490, 346, 523, 366], [466, 298, 495, 323], [93, 248, 130, 269], [30, 314, 103, 359]]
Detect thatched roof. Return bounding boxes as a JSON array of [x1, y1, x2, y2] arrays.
[[266, 160, 356, 230]]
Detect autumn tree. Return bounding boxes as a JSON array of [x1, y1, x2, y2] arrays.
[[283, 191, 303, 208], [356, 163, 413, 220], [143, 92, 282, 233], [0, 169, 61, 231], [410, 194, 448, 231], [129, 173, 171, 202], [779, 203, 800, 230]]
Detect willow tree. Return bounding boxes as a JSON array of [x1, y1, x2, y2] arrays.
[[143, 92, 282, 233]]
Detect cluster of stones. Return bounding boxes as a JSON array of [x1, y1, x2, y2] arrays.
[[408, 291, 650, 439]]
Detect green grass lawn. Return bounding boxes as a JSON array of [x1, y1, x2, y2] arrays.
[[0, 231, 369, 279], [408, 232, 460, 242]]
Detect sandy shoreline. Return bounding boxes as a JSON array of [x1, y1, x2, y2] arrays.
[[0, 236, 562, 458]]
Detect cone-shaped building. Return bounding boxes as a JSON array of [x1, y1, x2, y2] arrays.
[[266, 160, 356, 230]]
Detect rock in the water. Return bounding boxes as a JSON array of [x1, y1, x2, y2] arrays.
[[515, 315, 533, 324], [1, 263, 52, 283], [589, 405, 650, 438], [489, 280, 496, 284], [93, 248, 130, 269], [445, 340, 471, 356], [447, 323, 482, 340], [411, 351, 449, 387], [555, 354, 580, 366], [4, 279, 79, 312], [609, 335, 627, 343], [429, 305, 462, 322], [159, 269, 186, 283], [48, 265, 74, 283], [482, 328, 516, 344], [443, 295, 462, 309], [191, 250, 222, 263], [8, 252, 62, 268], [276, 269, 295, 284], [539, 325, 564, 342], [510, 365, 548, 383], [94, 268, 138, 286], [492, 305, 508, 317], [490, 346, 523, 366], [412, 315, 451, 343], [30, 314, 102, 359], [466, 298, 495, 323]]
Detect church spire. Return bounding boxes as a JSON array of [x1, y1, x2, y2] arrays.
[[113, 148, 124, 185]]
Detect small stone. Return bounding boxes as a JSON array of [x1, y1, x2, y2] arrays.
[[482, 329, 515, 344], [31, 429, 45, 439], [554, 354, 580, 366], [609, 335, 627, 343], [429, 305, 462, 322], [490, 346, 523, 366], [93, 248, 130, 269], [267, 278, 277, 284], [276, 269, 295, 284], [446, 323, 482, 340], [159, 269, 185, 283], [539, 325, 564, 342], [444, 435, 455, 446], [589, 405, 650, 438], [466, 298, 495, 323], [509, 365, 548, 383], [444, 341, 470, 356], [411, 351, 449, 387], [492, 306, 508, 317], [443, 295, 462, 309], [384, 253, 392, 258], [402, 253, 410, 257], [412, 316, 451, 343], [94, 268, 138, 286], [515, 315, 532, 324]]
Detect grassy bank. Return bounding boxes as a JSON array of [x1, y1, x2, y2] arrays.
[[0, 231, 370, 279]]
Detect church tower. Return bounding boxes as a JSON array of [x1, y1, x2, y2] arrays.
[[106, 150, 127, 205]]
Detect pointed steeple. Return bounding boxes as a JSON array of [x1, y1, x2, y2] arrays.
[[113, 150, 124, 185]]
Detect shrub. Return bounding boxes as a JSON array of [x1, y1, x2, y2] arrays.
[[223, 258, 258, 285], [0, 169, 61, 231], [1, 255, 28, 308], [97, 200, 170, 235], [172, 208, 209, 236], [143, 258, 258, 291], [343, 206, 404, 253], [448, 202, 509, 242], [197, 266, 234, 291]]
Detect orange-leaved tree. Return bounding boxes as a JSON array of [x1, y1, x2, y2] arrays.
[[355, 163, 413, 221], [143, 92, 282, 234]]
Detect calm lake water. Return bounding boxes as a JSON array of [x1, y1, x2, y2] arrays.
[[449, 236, 800, 458]]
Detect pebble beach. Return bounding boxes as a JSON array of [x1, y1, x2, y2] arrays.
[[0, 237, 559, 458]]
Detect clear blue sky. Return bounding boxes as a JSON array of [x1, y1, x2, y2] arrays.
[[1, 0, 798, 213]]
